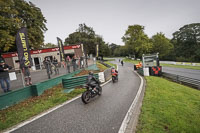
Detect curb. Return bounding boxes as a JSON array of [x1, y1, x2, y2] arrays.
[[118, 70, 145, 133]]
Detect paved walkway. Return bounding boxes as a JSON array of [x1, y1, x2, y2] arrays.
[[0, 60, 94, 94]]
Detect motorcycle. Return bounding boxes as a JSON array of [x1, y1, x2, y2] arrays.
[[112, 75, 118, 83], [81, 81, 102, 104]]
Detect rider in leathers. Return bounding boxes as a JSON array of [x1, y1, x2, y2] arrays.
[[86, 71, 99, 93]]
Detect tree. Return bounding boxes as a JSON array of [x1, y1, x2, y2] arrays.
[[151, 32, 174, 59], [0, 0, 47, 52], [65, 23, 110, 56], [109, 43, 119, 56], [172, 23, 200, 62], [43, 43, 57, 48], [122, 25, 152, 58], [112, 45, 127, 57]]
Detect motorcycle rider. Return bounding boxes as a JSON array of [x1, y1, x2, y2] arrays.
[[86, 71, 99, 93], [111, 67, 118, 80]]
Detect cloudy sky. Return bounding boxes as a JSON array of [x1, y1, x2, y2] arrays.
[[28, 0, 200, 45]]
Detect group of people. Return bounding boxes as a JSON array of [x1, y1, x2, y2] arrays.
[[0, 52, 119, 94], [43, 56, 59, 75]]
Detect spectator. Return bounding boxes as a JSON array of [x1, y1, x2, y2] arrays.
[[22, 65, 32, 86], [72, 55, 76, 71], [0, 60, 12, 93], [66, 56, 71, 73], [0, 50, 5, 63], [52, 56, 58, 66]]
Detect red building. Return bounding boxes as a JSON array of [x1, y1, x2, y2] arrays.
[[2, 45, 83, 70]]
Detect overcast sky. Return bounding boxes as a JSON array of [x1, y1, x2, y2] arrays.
[[28, 0, 200, 45]]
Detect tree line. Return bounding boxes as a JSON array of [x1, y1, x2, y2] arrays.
[[113, 23, 200, 62], [0, 0, 199, 62], [0, 0, 47, 52]]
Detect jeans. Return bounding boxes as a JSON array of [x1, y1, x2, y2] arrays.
[[0, 77, 10, 92]]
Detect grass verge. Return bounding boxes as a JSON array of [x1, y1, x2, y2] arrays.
[[104, 61, 117, 68], [137, 76, 200, 133], [123, 58, 140, 64], [97, 62, 108, 71], [0, 85, 85, 131], [160, 63, 200, 70]]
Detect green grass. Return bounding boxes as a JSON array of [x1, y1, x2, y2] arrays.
[[0, 85, 85, 131], [103, 58, 115, 61], [123, 58, 141, 64], [97, 62, 108, 71], [160, 63, 200, 70], [104, 61, 117, 69], [137, 76, 200, 133]]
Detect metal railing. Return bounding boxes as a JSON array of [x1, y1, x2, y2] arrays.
[[99, 61, 112, 68], [162, 72, 200, 90]]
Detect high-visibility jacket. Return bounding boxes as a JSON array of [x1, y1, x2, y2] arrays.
[[111, 69, 118, 76]]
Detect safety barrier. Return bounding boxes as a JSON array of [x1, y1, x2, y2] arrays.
[[0, 69, 81, 110], [99, 61, 112, 68], [136, 68, 144, 76], [62, 74, 99, 90], [162, 72, 200, 90]]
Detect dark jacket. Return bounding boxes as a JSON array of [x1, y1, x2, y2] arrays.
[[0, 63, 12, 78], [86, 75, 98, 86]]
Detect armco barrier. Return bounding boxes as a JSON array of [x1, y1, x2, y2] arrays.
[[0, 69, 81, 110], [0, 86, 33, 109], [62, 74, 98, 89], [136, 68, 144, 76], [162, 72, 200, 89]]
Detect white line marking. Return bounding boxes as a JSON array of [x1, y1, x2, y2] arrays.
[[118, 70, 144, 133], [4, 77, 111, 133]]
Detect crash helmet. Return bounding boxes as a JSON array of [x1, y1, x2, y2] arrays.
[[89, 71, 94, 76]]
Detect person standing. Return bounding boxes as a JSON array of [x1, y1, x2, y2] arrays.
[[52, 56, 59, 74], [72, 55, 76, 71], [0, 60, 12, 93], [43, 57, 52, 79], [121, 60, 124, 66], [22, 65, 32, 86], [66, 56, 71, 73]]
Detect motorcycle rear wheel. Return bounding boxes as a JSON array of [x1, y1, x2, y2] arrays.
[[81, 91, 91, 104], [112, 76, 115, 83]]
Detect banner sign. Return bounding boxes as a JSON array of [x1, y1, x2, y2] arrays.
[[2, 45, 81, 58], [16, 27, 32, 68], [57, 37, 65, 62]]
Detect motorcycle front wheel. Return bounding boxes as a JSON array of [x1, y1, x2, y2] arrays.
[[81, 90, 91, 104], [97, 86, 102, 96]]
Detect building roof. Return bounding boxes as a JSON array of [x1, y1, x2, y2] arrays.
[[2, 45, 80, 58]]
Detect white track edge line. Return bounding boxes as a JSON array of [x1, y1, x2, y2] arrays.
[[118, 69, 144, 133]]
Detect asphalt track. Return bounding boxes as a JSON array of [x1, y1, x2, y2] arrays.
[[162, 67, 200, 80], [10, 60, 141, 133]]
